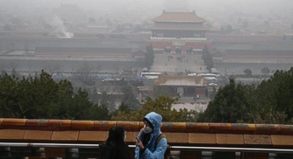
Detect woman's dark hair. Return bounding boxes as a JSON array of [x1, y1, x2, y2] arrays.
[[102, 126, 130, 159], [106, 126, 126, 147]]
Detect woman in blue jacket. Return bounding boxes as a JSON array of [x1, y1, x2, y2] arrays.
[[135, 112, 168, 159]]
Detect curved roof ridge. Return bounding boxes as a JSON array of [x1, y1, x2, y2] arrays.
[[153, 11, 206, 23]]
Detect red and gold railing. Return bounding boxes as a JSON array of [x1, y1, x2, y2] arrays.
[[0, 118, 293, 159]]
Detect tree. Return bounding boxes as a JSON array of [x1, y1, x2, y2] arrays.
[[66, 88, 93, 120], [100, 91, 116, 112], [261, 67, 270, 75], [0, 70, 110, 120], [250, 68, 293, 124], [76, 62, 95, 86], [209, 87, 217, 100], [100, 91, 109, 107], [144, 45, 155, 68], [111, 96, 196, 122], [198, 67, 293, 124], [249, 79, 287, 124], [197, 79, 251, 123], [197, 67, 293, 124], [11, 68, 17, 77], [0, 71, 59, 118], [111, 102, 131, 117], [121, 85, 141, 110], [87, 103, 111, 120], [243, 68, 252, 76], [85, 87, 99, 104], [201, 45, 214, 71], [118, 102, 131, 113]]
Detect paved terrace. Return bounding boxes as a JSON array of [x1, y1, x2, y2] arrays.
[[151, 54, 208, 74], [0, 119, 293, 159]]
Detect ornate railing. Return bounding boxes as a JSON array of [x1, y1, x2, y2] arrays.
[[0, 118, 293, 159]]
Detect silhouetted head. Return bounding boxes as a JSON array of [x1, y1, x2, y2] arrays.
[[106, 126, 126, 146]]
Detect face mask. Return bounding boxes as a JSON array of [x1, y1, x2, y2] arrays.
[[143, 125, 153, 134]]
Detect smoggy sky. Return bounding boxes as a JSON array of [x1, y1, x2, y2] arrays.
[[0, 0, 292, 23], [1, 0, 292, 13]]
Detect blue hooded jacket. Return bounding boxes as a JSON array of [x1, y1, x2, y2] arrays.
[[135, 112, 168, 159]]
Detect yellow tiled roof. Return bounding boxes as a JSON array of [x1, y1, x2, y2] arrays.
[[150, 25, 208, 31], [153, 12, 206, 23]]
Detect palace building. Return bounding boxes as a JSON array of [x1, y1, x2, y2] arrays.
[[147, 11, 212, 53]]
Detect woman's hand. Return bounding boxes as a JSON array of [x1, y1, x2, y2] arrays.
[[136, 137, 145, 149]]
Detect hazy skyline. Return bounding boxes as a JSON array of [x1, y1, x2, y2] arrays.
[[1, 0, 292, 16]]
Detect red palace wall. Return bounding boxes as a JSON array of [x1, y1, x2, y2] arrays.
[[146, 41, 212, 53]]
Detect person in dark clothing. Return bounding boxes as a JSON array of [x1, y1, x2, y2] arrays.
[[100, 126, 131, 159]]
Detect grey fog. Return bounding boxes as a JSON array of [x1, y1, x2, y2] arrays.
[[0, 0, 293, 113]]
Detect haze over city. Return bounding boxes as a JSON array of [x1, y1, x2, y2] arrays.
[[0, 0, 293, 116], [1, 1, 293, 158]]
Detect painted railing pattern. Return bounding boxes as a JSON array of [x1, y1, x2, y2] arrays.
[[1, 118, 293, 159], [1, 118, 293, 135]]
